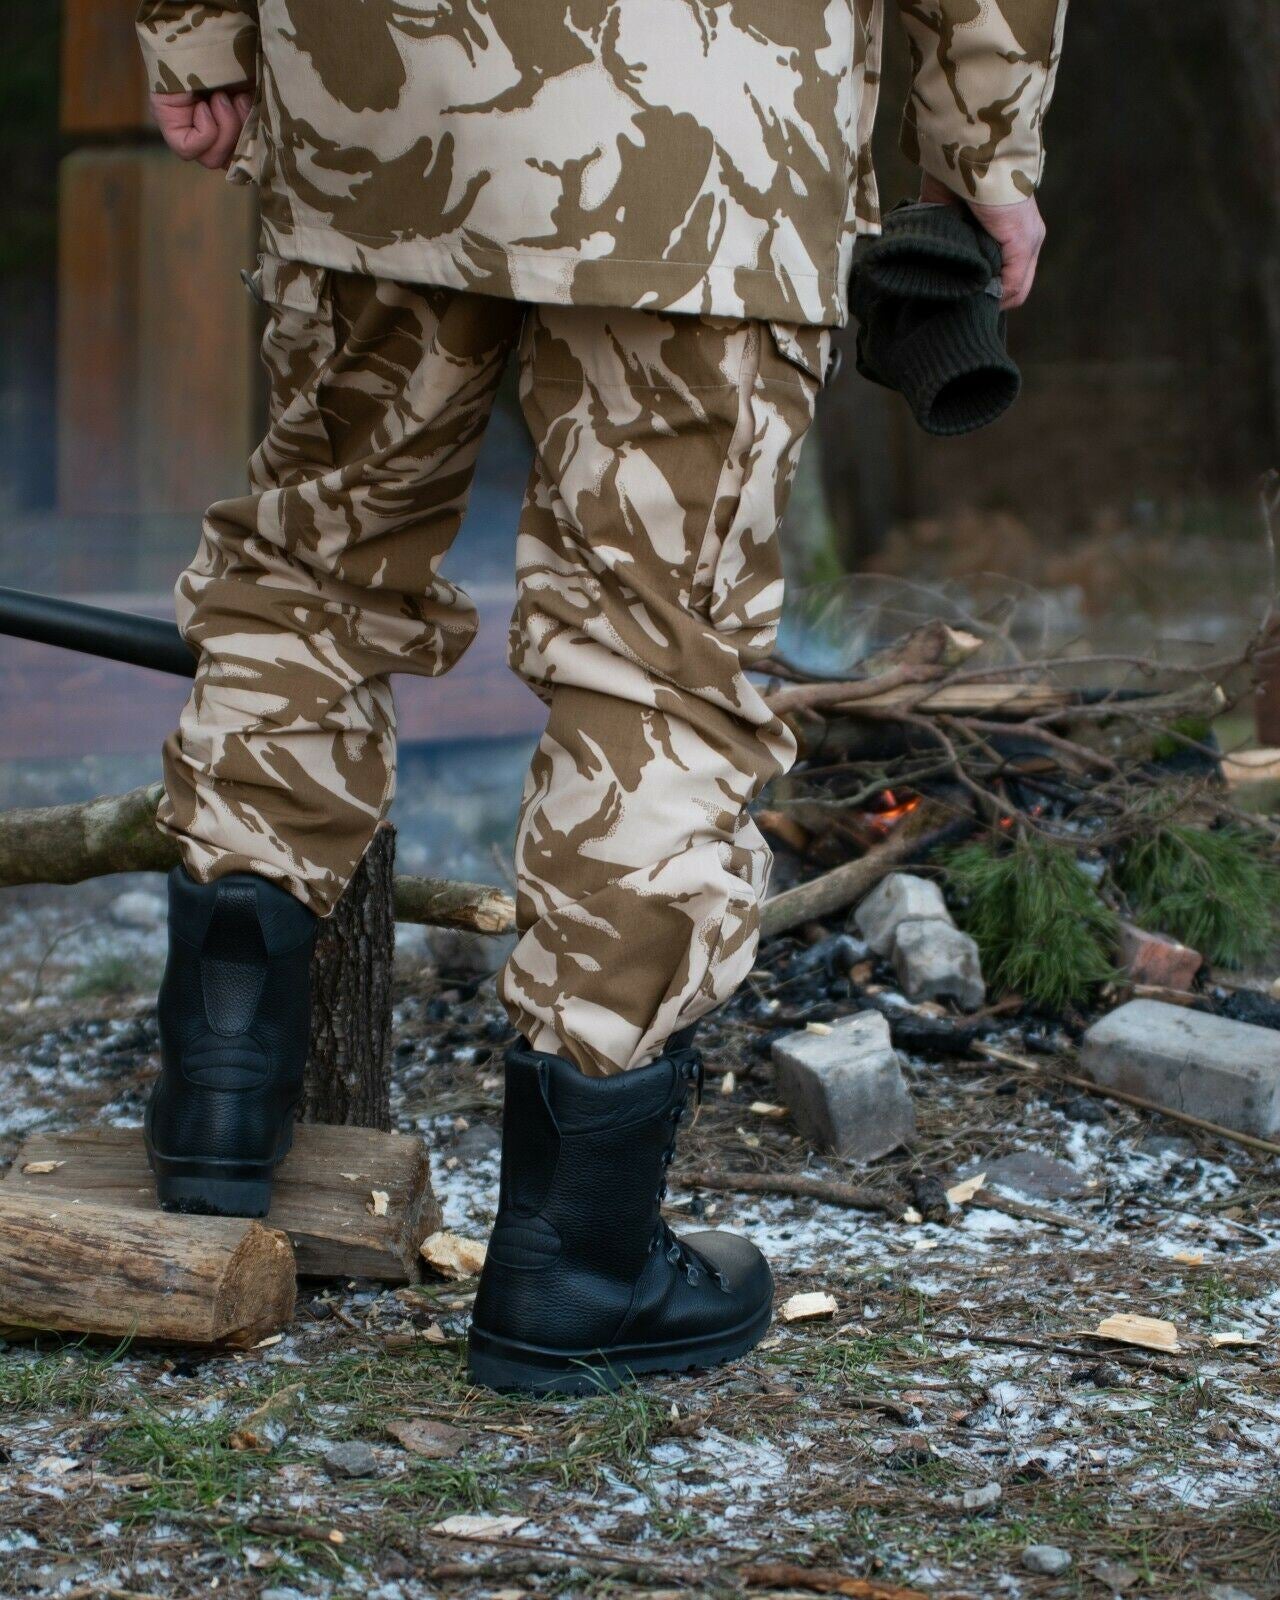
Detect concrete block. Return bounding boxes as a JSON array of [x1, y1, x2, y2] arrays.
[[854, 873, 951, 956], [892, 920, 986, 1011], [772, 1012, 916, 1162], [1081, 999, 1280, 1140], [1117, 922, 1202, 992]]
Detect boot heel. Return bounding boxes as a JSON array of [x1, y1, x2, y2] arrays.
[[467, 1330, 619, 1395], [154, 1169, 274, 1218]]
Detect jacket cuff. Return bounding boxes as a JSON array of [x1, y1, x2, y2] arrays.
[[137, 16, 258, 94], [908, 139, 1042, 208]]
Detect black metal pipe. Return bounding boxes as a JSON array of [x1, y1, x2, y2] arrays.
[[0, 586, 195, 678]]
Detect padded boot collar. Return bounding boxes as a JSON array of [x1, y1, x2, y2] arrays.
[[505, 1032, 702, 1135], [167, 866, 318, 955]]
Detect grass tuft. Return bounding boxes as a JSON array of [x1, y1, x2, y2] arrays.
[[943, 834, 1119, 1010]]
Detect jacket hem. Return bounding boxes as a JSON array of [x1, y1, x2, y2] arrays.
[[260, 218, 851, 330]]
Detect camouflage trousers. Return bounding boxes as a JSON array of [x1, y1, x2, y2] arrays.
[[160, 260, 827, 1075]]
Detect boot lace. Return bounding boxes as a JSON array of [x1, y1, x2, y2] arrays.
[[650, 1048, 724, 1289]]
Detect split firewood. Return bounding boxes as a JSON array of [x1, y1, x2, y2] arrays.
[[0, 783, 516, 934], [0, 1191, 295, 1347], [7, 1124, 439, 1283]]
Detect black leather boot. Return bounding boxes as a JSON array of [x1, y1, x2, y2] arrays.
[[468, 1032, 773, 1393], [146, 866, 317, 1217]]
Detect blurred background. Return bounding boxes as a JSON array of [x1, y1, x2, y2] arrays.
[[1, 0, 1277, 884]]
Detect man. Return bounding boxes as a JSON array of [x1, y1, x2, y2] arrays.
[[137, 0, 1066, 1392]]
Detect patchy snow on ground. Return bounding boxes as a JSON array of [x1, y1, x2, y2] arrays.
[[1, 896, 1279, 1597]]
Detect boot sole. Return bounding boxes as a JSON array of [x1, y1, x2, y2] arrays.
[[144, 1098, 296, 1219], [467, 1302, 773, 1394]]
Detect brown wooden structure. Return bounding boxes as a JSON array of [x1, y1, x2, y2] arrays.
[[56, 0, 258, 516]]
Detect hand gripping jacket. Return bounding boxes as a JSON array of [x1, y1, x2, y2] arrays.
[[469, 1032, 774, 1392]]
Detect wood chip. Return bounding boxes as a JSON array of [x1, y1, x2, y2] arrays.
[[1209, 1331, 1263, 1349], [21, 1161, 64, 1176], [805, 1022, 833, 1036], [1087, 1314, 1181, 1353], [749, 1101, 788, 1119], [944, 1171, 986, 1206], [781, 1291, 838, 1323], [367, 1189, 389, 1218], [720, 1071, 736, 1096], [430, 1513, 528, 1540], [420, 1231, 487, 1280], [901, 1207, 923, 1224], [1171, 1251, 1204, 1266]]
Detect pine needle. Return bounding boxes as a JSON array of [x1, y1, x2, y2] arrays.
[[944, 835, 1119, 1011], [1115, 820, 1280, 970]]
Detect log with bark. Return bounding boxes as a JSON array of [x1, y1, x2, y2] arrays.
[[7, 1123, 440, 1282], [304, 824, 397, 1128], [0, 783, 516, 934], [0, 1191, 295, 1347]]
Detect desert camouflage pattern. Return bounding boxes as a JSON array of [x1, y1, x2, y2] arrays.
[[160, 261, 825, 1074], [137, 0, 1067, 327]]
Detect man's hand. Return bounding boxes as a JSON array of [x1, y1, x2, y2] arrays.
[[152, 86, 255, 170], [919, 173, 1046, 310]]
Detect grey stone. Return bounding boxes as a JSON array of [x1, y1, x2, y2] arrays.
[[1138, 1131, 1197, 1160], [1022, 1544, 1072, 1576], [969, 1150, 1092, 1201], [892, 920, 985, 1011], [961, 1481, 1002, 1511], [108, 890, 165, 930], [453, 1123, 501, 1160], [1206, 1586, 1257, 1600], [772, 1012, 916, 1162], [323, 1439, 379, 1478], [1081, 1000, 1280, 1141], [854, 873, 952, 956], [261, 1590, 306, 1600]]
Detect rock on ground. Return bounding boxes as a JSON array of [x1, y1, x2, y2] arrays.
[[323, 1440, 379, 1479], [855, 873, 951, 956], [1022, 1544, 1072, 1575], [772, 1012, 916, 1162], [891, 919, 985, 1011], [1082, 999, 1280, 1140], [970, 1150, 1093, 1201]]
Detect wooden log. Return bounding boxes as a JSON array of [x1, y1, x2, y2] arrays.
[[0, 784, 517, 934], [304, 825, 395, 1129], [0, 1190, 294, 1347], [6, 1124, 440, 1283]]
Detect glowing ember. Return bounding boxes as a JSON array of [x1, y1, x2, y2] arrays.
[[865, 790, 922, 835]]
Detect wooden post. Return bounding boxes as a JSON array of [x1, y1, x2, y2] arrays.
[[302, 824, 397, 1131]]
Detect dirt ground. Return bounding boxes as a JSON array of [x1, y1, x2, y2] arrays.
[[0, 882, 1278, 1600]]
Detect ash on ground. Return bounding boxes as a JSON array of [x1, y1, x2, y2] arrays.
[[1, 884, 1278, 1600]]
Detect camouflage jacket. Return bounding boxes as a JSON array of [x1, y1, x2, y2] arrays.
[[137, 1, 1068, 327]]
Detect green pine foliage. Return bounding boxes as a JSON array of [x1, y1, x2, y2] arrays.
[[943, 834, 1120, 1011], [1114, 821, 1280, 970]]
